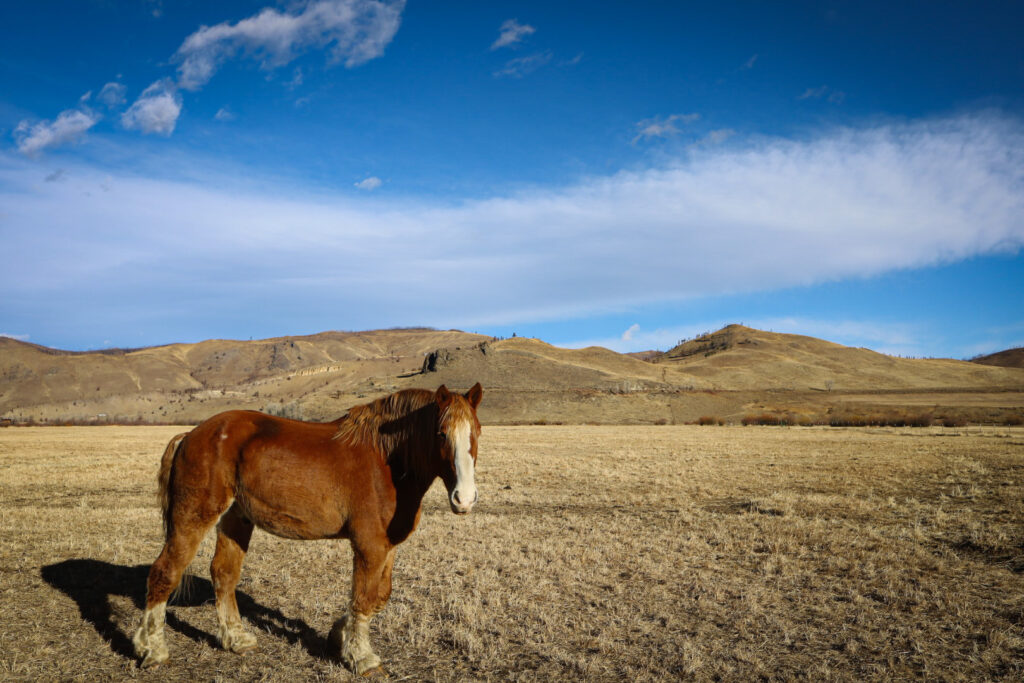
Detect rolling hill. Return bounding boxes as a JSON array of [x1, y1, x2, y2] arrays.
[[1, 325, 1022, 426], [972, 347, 1024, 369]]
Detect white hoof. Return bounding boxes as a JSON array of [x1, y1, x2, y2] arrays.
[[133, 627, 169, 668], [352, 652, 382, 676], [133, 603, 169, 668], [219, 623, 258, 654], [330, 613, 383, 675]]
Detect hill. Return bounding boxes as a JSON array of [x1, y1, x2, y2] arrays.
[[0, 329, 488, 424], [972, 347, 1024, 369], [652, 325, 1021, 391], [405, 327, 1024, 425], [2, 325, 1022, 426]]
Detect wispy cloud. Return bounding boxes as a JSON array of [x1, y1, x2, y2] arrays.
[[741, 54, 758, 70], [633, 113, 700, 144], [14, 1, 405, 153], [354, 176, 382, 190], [175, 0, 405, 90], [493, 50, 552, 78], [2, 113, 1022, 340], [693, 128, 735, 147], [13, 108, 101, 156], [621, 323, 641, 342], [98, 82, 127, 108], [799, 85, 846, 104], [121, 80, 182, 135], [214, 107, 236, 122], [491, 19, 535, 50]]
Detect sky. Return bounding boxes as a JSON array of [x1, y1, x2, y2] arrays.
[[1, 1, 1022, 358]]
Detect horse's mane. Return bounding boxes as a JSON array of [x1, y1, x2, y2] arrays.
[[333, 389, 439, 480]]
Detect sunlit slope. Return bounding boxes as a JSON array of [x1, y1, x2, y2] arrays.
[[652, 325, 1024, 391], [0, 329, 488, 416]]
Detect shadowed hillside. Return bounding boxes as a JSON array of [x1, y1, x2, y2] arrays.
[[972, 347, 1024, 369]]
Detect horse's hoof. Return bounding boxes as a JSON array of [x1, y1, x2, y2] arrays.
[[361, 664, 388, 678], [134, 632, 169, 669], [354, 654, 383, 676], [139, 649, 169, 669], [219, 624, 259, 654]]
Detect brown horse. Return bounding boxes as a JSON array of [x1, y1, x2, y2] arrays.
[[133, 383, 483, 674]]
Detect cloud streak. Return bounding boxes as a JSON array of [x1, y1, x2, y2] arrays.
[[493, 50, 552, 78], [2, 113, 1022, 342], [633, 113, 700, 144], [13, 109, 100, 156], [491, 19, 535, 50], [175, 0, 405, 90]]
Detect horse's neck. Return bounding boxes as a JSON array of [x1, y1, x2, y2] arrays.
[[385, 466, 433, 544]]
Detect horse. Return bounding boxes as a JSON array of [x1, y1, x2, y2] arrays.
[[132, 383, 483, 675]]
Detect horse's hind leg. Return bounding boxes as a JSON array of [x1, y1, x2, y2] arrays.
[[133, 498, 234, 667], [211, 503, 257, 654]]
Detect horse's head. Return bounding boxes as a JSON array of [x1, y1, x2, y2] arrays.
[[434, 382, 483, 515]]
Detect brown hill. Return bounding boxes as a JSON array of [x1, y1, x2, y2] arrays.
[[972, 347, 1024, 369], [0, 329, 488, 424], [405, 326, 1024, 425], [652, 325, 1022, 391], [2, 325, 1022, 426]]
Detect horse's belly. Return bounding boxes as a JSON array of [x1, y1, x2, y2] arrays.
[[239, 491, 347, 540]]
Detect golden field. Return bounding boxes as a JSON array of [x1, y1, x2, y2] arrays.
[[2, 424, 1023, 681]]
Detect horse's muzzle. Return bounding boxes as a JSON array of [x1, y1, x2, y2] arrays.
[[449, 488, 478, 514]]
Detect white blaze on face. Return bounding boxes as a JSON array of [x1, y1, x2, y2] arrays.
[[450, 419, 477, 511]]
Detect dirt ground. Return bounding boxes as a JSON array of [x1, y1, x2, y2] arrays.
[[1, 425, 1023, 681]]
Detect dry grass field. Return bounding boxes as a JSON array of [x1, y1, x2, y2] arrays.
[[2, 424, 1024, 681]]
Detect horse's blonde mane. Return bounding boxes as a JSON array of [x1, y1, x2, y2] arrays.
[[333, 389, 438, 468]]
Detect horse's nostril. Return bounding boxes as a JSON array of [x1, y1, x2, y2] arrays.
[[452, 490, 462, 506]]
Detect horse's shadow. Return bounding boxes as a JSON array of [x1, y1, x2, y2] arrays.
[[40, 559, 327, 662]]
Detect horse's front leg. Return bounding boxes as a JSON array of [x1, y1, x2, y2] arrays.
[[329, 544, 396, 675]]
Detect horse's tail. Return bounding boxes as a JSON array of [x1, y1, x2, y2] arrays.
[[158, 432, 188, 540]]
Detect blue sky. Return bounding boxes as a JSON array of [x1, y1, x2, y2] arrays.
[[1, 1, 1022, 358]]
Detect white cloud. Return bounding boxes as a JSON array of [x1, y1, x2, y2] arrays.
[[98, 82, 127, 108], [1, 113, 1022, 338], [493, 50, 552, 78], [633, 113, 700, 144], [742, 54, 758, 70], [491, 19, 535, 50], [121, 80, 182, 135], [13, 108, 101, 156], [175, 0, 405, 90], [214, 107, 236, 121], [0, 333, 30, 341], [621, 324, 640, 342], [354, 176, 382, 190]]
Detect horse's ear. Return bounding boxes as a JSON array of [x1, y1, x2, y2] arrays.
[[465, 382, 483, 409], [435, 384, 452, 406]]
